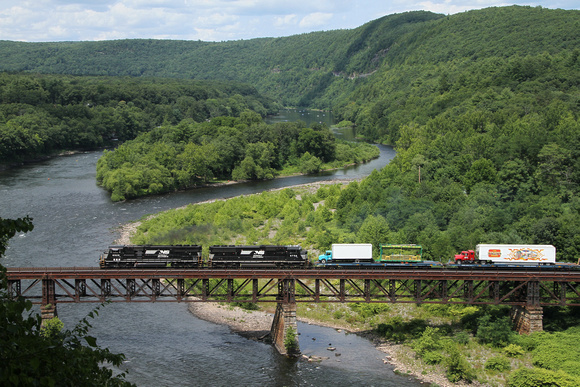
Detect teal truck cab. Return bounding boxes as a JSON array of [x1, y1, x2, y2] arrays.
[[318, 250, 333, 263]]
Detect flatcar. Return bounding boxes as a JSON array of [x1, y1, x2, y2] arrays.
[[209, 245, 308, 269], [100, 245, 202, 268]]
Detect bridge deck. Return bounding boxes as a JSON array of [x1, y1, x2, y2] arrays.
[[6, 266, 580, 280], [6, 266, 580, 307]]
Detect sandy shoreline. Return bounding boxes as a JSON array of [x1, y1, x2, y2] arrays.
[[113, 179, 469, 387]]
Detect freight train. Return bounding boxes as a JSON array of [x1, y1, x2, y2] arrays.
[[100, 243, 576, 269], [99, 244, 308, 269]]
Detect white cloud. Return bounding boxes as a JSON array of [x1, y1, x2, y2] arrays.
[[0, 0, 578, 42], [197, 12, 240, 27], [416, 0, 511, 14], [274, 14, 297, 27], [299, 12, 333, 28]]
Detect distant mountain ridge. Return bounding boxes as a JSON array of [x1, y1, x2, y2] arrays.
[[0, 6, 578, 112]]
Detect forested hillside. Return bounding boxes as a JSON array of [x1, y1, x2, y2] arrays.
[[0, 10, 441, 107], [0, 6, 577, 111]]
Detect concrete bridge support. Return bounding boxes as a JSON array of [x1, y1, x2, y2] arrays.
[[270, 279, 299, 356]]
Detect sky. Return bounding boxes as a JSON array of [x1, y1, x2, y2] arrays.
[[0, 1, 578, 43]]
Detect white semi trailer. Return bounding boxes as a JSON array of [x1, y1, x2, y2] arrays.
[[455, 244, 556, 265], [318, 243, 373, 263]]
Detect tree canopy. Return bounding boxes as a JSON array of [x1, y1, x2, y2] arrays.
[[0, 73, 278, 163]]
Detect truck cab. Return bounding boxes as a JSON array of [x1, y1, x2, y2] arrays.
[[318, 250, 332, 263], [454, 250, 475, 264]]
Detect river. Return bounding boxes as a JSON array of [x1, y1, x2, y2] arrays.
[[0, 115, 422, 386]]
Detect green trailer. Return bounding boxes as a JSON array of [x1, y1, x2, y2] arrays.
[[379, 244, 423, 263]]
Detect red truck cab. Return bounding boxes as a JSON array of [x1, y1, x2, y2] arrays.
[[454, 250, 475, 264]]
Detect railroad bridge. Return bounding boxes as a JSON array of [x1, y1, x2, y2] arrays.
[[6, 266, 580, 355]]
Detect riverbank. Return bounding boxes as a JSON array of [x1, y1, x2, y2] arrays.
[[185, 301, 471, 387]]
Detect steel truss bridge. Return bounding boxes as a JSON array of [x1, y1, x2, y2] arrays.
[[6, 266, 580, 308]]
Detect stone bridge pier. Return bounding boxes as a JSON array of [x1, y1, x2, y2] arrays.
[[269, 279, 299, 356], [510, 281, 543, 334], [510, 306, 543, 334], [41, 278, 58, 327]]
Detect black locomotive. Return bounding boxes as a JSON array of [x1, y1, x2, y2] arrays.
[[100, 244, 308, 269], [100, 245, 202, 268], [209, 245, 308, 268]]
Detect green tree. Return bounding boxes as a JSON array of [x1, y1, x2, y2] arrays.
[[0, 217, 133, 386], [296, 125, 336, 163], [357, 215, 390, 257], [299, 152, 322, 174], [463, 158, 497, 193]]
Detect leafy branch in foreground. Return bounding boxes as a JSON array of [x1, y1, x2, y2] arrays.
[[0, 217, 134, 386]]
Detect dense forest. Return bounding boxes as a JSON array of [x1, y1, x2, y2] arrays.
[[0, 73, 278, 163]]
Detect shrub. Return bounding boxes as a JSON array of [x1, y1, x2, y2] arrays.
[[512, 332, 541, 351], [40, 316, 64, 338], [376, 317, 428, 342], [445, 346, 474, 383], [476, 314, 513, 347], [454, 331, 470, 345], [485, 356, 511, 372], [284, 327, 299, 355], [560, 360, 580, 377], [423, 351, 444, 365], [504, 344, 525, 357], [422, 303, 479, 319], [460, 305, 510, 333], [413, 327, 441, 355], [531, 329, 580, 376], [349, 302, 390, 319], [508, 368, 580, 387]]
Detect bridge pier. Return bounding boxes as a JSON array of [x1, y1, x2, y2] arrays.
[[41, 278, 58, 327], [40, 304, 58, 327], [510, 306, 543, 334], [510, 281, 543, 334], [270, 279, 299, 356]]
